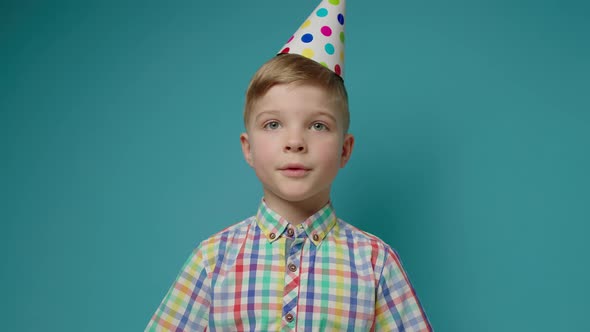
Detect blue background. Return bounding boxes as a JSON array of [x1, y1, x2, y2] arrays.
[[2, 0, 589, 330]]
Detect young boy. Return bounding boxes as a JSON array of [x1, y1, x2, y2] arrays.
[[146, 1, 431, 330]]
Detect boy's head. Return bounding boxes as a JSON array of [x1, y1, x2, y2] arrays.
[[240, 54, 354, 209]]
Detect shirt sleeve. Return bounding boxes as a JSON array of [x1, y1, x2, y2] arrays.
[[373, 246, 432, 331], [145, 244, 211, 331]]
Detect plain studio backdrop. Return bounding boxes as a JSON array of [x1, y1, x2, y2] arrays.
[[2, 0, 589, 330]]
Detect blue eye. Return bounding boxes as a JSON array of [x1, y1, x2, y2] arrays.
[[311, 122, 328, 131], [264, 121, 281, 130]]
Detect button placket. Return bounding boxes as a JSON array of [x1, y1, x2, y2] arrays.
[[281, 228, 306, 328]]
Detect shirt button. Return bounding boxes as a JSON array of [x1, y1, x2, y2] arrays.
[[285, 313, 294, 322], [288, 263, 297, 272], [287, 228, 294, 237], [269, 233, 276, 239], [312, 234, 319, 241]]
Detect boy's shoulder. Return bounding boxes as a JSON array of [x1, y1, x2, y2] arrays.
[[198, 216, 256, 248], [186, 216, 255, 269], [334, 217, 397, 253]]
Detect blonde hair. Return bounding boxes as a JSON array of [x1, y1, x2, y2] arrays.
[[244, 54, 349, 133]]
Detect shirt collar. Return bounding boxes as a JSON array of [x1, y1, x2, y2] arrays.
[[255, 199, 337, 246]]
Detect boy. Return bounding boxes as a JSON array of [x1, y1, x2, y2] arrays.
[[146, 1, 431, 330]]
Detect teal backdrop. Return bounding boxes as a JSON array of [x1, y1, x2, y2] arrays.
[[2, 0, 589, 330]]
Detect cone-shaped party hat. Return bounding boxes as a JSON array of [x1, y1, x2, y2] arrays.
[[278, 0, 346, 78]]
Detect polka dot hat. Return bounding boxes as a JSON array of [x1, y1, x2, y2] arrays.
[[278, 0, 346, 78]]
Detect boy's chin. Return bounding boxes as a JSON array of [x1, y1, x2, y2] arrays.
[[265, 188, 330, 205]]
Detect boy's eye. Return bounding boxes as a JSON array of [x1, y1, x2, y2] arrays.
[[311, 122, 328, 131], [263, 121, 281, 130]]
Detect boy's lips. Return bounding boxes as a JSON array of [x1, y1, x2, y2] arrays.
[[279, 163, 311, 177]]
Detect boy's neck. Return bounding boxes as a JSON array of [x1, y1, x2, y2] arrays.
[[263, 191, 331, 225]]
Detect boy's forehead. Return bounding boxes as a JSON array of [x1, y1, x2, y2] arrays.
[[250, 84, 340, 118]]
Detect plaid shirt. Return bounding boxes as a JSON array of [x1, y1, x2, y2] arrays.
[[146, 200, 431, 331]]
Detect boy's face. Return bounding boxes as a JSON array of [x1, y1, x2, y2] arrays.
[[240, 83, 354, 209]]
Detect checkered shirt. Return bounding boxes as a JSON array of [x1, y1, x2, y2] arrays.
[[146, 200, 431, 331]]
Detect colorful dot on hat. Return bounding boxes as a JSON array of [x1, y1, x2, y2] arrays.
[[338, 13, 344, 25], [320, 26, 332, 37], [324, 43, 335, 55], [316, 8, 328, 17], [287, 35, 294, 43], [302, 48, 315, 59], [301, 19, 311, 29], [334, 64, 341, 75], [301, 33, 314, 43], [329, 0, 340, 5], [319, 61, 328, 68], [280, 47, 290, 54], [340, 31, 345, 43]]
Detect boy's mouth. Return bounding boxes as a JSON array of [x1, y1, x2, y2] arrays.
[[279, 163, 311, 177]]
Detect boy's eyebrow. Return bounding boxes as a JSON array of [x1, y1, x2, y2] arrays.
[[313, 111, 338, 123], [255, 110, 280, 122], [255, 110, 338, 123]]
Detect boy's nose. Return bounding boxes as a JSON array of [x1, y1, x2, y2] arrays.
[[284, 138, 306, 153]]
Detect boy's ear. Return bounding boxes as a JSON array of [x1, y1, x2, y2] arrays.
[[240, 133, 254, 167], [340, 133, 355, 168]]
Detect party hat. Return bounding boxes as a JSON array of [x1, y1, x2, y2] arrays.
[[278, 0, 346, 78]]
